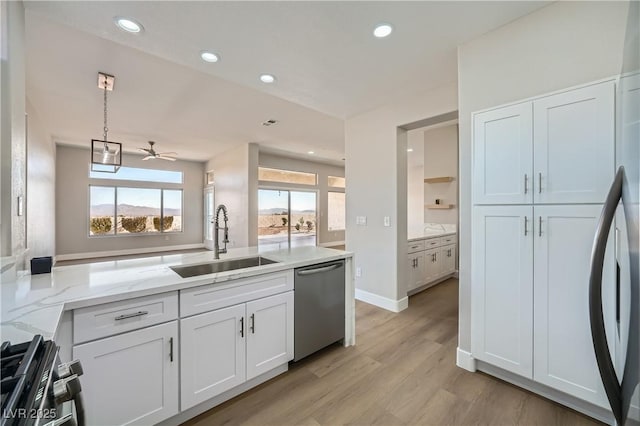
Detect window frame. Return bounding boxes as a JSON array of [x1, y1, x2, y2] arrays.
[[88, 184, 184, 237], [258, 166, 317, 186]]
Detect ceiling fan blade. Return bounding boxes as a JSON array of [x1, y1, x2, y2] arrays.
[[157, 156, 176, 161], [157, 152, 178, 156], [138, 148, 151, 153], [142, 155, 155, 161]]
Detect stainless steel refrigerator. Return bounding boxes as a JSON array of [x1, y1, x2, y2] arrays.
[[589, 2, 640, 425]]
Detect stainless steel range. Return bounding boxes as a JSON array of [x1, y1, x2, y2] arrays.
[[1, 336, 85, 426]]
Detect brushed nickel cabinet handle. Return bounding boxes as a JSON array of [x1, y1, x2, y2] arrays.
[[240, 317, 244, 337], [524, 174, 528, 194], [169, 337, 174, 362], [538, 216, 543, 237], [524, 216, 528, 236], [114, 311, 149, 321], [538, 172, 542, 194], [250, 313, 255, 334]]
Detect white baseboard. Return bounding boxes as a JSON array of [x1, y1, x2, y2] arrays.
[[55, 243, 206, 261], [456, 347, 477, 372], [355, 288, 408, 312], [319, 240, 345, 248]]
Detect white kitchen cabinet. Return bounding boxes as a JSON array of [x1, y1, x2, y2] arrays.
[[472, 206, 534, 378], [73, 321, 179, 426], [180, 304, 246, 410], [533, 205, 614, 408], [473, 81, 614, 206], [533, 82, 614, 204], [424, 247, 442, 284], [246, 291, 294, 380], [180, 291, 294, 409], [473, 102, 533, 205], [407, 251, 426, 292], [440, 244, 456, 276]]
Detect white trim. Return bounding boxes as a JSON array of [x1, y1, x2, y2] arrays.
[[477, 361, 614, 424], [355, 288, 408, 312], [55, 243, 206, 261], [158, 364, 288, 426], [456, 347, 477, 372], [319, 240, 345, 248]]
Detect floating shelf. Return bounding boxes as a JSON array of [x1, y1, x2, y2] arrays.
[[425, 204, 455, 209], [424, 176, 455, 184]]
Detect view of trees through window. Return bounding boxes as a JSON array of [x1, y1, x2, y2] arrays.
[[90, 186, 183, 236]]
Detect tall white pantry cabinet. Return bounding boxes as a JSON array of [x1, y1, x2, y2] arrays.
[[471, 80, 617, 409]]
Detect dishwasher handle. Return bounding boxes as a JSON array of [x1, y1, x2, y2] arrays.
[[296, 263, 343, 276]]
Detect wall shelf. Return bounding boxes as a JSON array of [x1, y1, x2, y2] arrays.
[[425, 204, 455, 209], [424, 176, 455, 184]]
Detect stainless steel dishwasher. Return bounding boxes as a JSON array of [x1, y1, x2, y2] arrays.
[[294, 260, 345, 361]]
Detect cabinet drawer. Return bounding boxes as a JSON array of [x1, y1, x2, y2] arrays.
[[407, 241, 425, 254], [424, 238, 441, 248], [181, 270, 294, 317], [441, 235, 456, 245], [73, 292, 178, 344]]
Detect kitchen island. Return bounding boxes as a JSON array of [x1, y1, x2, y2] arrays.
[[1, 246, 354, 426]]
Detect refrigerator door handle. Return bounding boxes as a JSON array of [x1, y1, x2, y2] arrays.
[[589, 166, 624, 425]]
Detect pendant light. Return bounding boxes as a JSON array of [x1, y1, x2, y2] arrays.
[[91, 72, 122, 172]]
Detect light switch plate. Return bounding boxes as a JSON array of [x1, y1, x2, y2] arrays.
[[384, 216, 390, 227], [356, 216, 367, 226], [356, 267, 362, 277]]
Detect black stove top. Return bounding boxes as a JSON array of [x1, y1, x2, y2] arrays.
[[1, 336, 58, 426]]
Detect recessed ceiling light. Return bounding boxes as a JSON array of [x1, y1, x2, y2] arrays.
[[114, 17, 143, 34], [260, 74, 276, 84], [373, 23, 393, 38], [308, 151, 315, 155], [407, 148, 414, 152], [262, 119, 278, 126], [200, 51, 220, 63]]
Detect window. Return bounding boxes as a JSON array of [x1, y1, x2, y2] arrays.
[[327, 192, 346, 231], [328, 176, 345, 188], [90, 165, 183, 184], [258, 167, 316, 185], [89, 186, 183, 236]]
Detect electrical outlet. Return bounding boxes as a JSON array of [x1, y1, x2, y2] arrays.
[[356, 267, 362, 277], [384, 216, 390, 227]]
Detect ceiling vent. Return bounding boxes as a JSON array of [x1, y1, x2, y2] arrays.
[[262, 119, 278, 127]]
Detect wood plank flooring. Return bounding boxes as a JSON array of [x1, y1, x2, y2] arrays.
[[182, 279, 602, 426]]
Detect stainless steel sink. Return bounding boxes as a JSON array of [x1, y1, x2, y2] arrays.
[[170, 256, 279, 278]]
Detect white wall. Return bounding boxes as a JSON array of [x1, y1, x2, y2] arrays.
[[26, 100, 55, 260], [407, 130, 424, 232], [206, 143, 259, 248], [258, 152, 345, 245], [424, 124, 458, 224], [1, 1, 27, 276], [345, 83, 458, 308], [55, 145, 205, 257], [457, 1, 628, 352]]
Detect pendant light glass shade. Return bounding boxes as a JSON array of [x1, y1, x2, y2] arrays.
[[91, 72, 122, 172], [91, 139, 122, 172]]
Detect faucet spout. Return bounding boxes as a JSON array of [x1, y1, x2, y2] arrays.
[[213, 204, 229, 260]]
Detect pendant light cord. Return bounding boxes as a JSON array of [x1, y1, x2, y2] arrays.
[[103, 76, 109, 144]]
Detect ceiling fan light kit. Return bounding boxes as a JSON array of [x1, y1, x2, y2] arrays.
[[91, 72, 122, 172]]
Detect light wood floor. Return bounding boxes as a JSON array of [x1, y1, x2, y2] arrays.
[[183, 279, 601, 426]]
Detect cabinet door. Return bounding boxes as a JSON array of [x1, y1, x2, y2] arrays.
[[424, 248, 441, 284], [246, 291, 294, 380], [533, 205, 614, 408], [441, 244, 456, 276], [473, 102, 533, 205], [533, 81, 614, 204], [180, 304, 246, 410], [73, 321, 179, 426], [472, 206, 533, 378], [407, 252, 426, 291]]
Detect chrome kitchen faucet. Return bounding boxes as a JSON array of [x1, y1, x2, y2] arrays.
[[213, 204, 229, 259]]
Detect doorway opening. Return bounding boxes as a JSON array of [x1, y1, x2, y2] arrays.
[[258, 189, 317, 250]]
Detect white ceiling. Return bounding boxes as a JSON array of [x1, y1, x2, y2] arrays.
[[24, 1, 548, 162]]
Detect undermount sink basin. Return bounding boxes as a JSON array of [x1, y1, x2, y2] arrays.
[[170, 256, 279, 278]]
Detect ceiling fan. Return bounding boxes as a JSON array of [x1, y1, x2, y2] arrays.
[[138, 141, 177, 161]]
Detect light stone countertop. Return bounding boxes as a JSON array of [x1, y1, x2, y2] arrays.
[[408, 224, 457, 242], [1, 246, 352, 344]]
